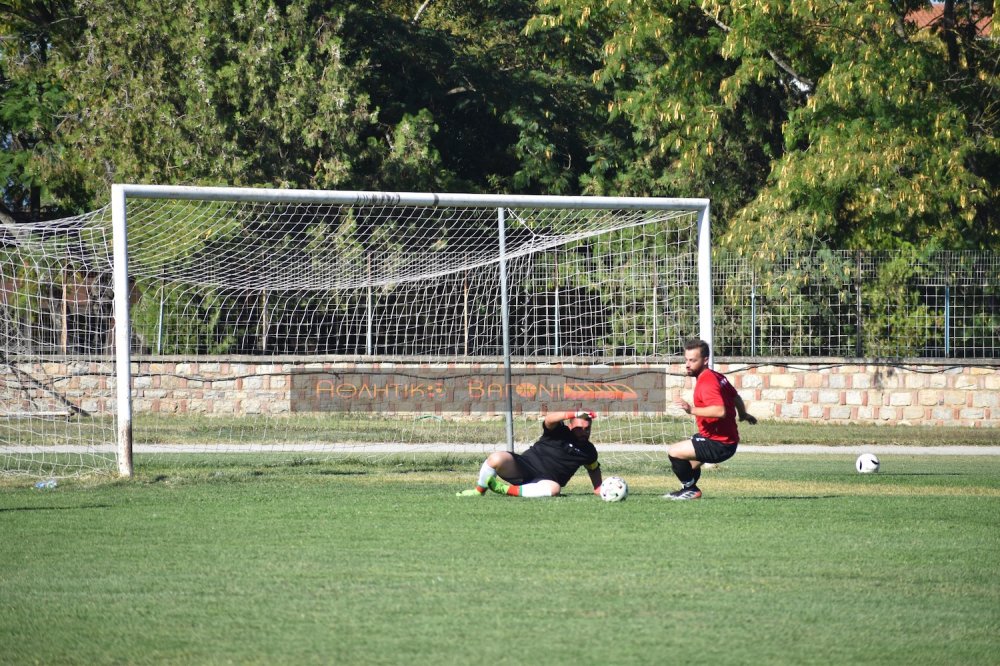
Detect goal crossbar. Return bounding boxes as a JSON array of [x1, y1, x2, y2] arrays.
[[113, 184, 710, 212]]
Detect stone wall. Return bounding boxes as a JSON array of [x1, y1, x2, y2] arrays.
[[716, 359, 999, 428], [126, 357, 1000, 427], [6, 357, 998, 427]]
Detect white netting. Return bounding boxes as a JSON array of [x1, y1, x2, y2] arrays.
[[1, 212, 117, 477], [2, 190, 705, 476]]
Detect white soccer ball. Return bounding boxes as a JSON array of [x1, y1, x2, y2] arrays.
[[600, 476, 629, 502], [856, 453, 880, 474]]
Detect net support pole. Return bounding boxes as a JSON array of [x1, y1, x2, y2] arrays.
[[697, 202, 714, 365], [750, 269, 757, 357], [553, 250, 561, 357], [110, 185, 134, 477], [497, 207, 515, 453], [156, 280, 164, 354], [944, 284, 951, 357], [366, 255, 373, 355]]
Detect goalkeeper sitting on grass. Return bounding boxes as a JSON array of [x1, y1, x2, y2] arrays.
[[457, 410, 602, 498]]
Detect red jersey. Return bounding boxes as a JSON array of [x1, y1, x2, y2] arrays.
[[693, 368, 740, 445]]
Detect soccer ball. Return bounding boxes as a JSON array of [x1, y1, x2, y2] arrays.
[[855, 453, 880, 474], [600, 476, 629, 502]]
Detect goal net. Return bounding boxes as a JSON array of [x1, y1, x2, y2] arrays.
[[1, 212, 118, 477], [2, 186, 711, 477]]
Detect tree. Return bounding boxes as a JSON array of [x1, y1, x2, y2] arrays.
[[46, 1, 375, 198], [0, 1, 87, 219], [2, 0, 618, 207], [340, 0, 614, 194], [528, 0, 791, 220], [731, 0, 999, 255], [528, 0, 999, 252]]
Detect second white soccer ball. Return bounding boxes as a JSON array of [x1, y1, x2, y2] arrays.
[[600, 476, 629, 502], [856, 453, 880, 474]]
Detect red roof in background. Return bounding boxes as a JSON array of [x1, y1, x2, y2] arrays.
[[907, 2, 993, 36]]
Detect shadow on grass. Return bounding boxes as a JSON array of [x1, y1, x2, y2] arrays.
[[317, 469, 371, 476], [595, 492, 842, 501], [0, 504, 114, 513], [727, 495, 843, 501], [879, 472, 966, 477]]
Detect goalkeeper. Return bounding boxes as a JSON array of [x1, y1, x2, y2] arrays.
[[457, 410, 602, 498]]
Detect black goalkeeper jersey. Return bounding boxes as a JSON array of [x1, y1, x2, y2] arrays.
[[518, 422, 598, 487]]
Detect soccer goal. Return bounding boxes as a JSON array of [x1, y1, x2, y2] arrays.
[[1, 185, 712, 478]]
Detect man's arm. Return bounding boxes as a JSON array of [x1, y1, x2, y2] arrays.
[[585, 461, 603, 495], [672, 393, 726, 419], [673, 400, 726, 419], [734, 393, 757, 425], [543, 409, 595, 430], [543, 410, 576, 430]]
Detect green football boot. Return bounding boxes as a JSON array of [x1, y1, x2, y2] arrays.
[[486, 475, 511, 495]]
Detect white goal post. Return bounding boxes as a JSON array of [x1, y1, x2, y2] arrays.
[[3, 185, 713, 478]]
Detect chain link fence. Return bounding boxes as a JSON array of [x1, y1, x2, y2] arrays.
[[714, 251, 1000, 359]]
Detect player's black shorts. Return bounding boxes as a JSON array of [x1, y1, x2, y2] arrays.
[[507, 452, 545, 485], [691, 434, 738, 464]]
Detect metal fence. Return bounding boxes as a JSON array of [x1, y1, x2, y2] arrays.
[[3, 221, 998, 362], [714, 250, 1000, 359]]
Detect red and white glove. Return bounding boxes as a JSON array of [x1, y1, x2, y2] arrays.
[[575, 410, 597, 420]]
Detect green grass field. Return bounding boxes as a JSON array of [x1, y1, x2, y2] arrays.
[[2, 451, 999, 665]]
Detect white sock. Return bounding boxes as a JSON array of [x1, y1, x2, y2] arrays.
[[519, 481, 556, 498], [477, 462, 496, 489]]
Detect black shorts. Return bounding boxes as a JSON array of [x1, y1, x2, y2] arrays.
[[691, 434, 738, 464], [507, 452, 545, 485]]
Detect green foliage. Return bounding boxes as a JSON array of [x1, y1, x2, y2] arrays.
[[530, 0, 789, 219], [0, 1, 88, 217], [3, 0, 998, 361], [530, 0, 998, 252], [369, 108, 450, 190], [6, 0, 995, 251], [49, 1, 373, 196], [131, 283, 234, 354], [529, 0, 998, 357], [724, 1, 997, 253], [339, 0, 613, 194]]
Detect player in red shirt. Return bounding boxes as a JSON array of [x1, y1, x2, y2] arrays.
[[666, 339, 756, 500]]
